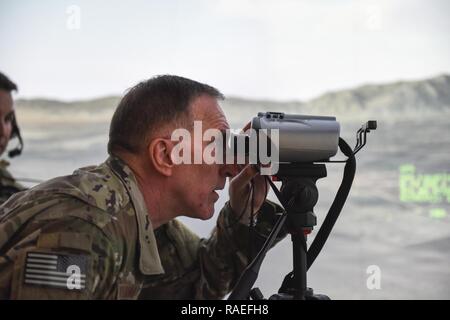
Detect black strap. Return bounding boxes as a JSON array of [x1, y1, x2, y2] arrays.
[[306, 138, 356, 269]]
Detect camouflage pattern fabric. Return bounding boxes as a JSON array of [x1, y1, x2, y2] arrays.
[[0, 156, 286, 299], [0, 160, 26, 205]]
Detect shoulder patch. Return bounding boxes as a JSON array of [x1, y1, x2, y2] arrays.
[[23, 251, 88, 291]]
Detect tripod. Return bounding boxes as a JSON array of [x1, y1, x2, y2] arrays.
[[229, 163, 331, 300], [267, 163, 329, 300], [228, 122, 376, 301]]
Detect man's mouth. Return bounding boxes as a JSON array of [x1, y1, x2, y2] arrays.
[[212, 184, 225, 201], [212, 190, 220, 202]]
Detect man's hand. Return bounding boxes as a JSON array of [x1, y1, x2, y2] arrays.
[[229, 165, 269, 223], [228, 122, 269, 223]]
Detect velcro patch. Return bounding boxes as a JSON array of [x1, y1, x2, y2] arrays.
[[23, 252, 88, 291]]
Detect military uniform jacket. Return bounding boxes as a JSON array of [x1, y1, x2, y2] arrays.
[[0, 159, 26, 205], [0, 156, 285, 299]]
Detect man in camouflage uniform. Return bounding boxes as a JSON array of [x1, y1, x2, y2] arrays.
[[0, 72, 26, 205], [0, 160, 25, 204], [0, 75, 285, 299]]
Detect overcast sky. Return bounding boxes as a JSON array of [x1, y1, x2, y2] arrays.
[[1, 0, 449, 101]]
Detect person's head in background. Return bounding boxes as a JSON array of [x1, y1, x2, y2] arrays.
[[0, 72, 22, 158]]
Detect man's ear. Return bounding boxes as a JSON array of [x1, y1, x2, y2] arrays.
[[147, 138, 174, 177]]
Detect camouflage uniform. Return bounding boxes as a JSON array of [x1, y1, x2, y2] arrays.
[[0, 159, 26, 205], [0, 156, 286, 299]]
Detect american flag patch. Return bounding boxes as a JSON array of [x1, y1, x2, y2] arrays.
[[24, 252, 88, 290]]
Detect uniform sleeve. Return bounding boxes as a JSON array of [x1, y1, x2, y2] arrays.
[[139, 199, 287, 300], [194, 199, 287, 299], [0, 166, 27, 205], [0, 216, 121, 300]]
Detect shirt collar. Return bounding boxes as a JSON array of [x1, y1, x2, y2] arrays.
[[107, 156, 164, 275]]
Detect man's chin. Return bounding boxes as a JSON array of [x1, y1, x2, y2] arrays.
[[196, 203, 216, 220]]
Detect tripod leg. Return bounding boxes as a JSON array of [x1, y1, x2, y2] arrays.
[[292, 233, 307, 300]]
